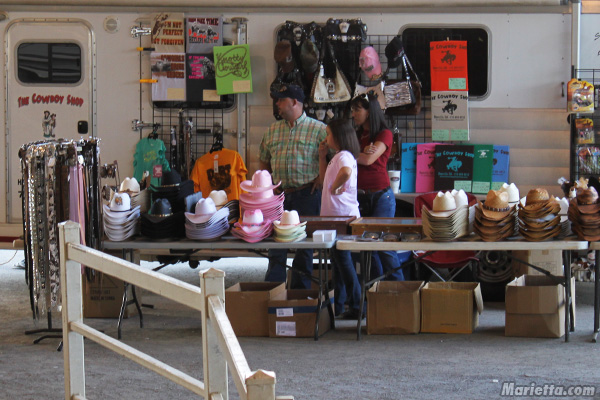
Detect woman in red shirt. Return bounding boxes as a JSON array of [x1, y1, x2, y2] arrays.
[[350, 91, 404, 281]]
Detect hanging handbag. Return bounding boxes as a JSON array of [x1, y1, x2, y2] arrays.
[[385, 51, 422, 115], [311, 41, 352, 103], [384, 52, 415, 110]]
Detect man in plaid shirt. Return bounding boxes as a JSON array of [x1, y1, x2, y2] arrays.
[[259, 84, 326, 289]]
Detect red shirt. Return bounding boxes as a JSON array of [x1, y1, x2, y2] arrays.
[[357, 129, 393, 191]]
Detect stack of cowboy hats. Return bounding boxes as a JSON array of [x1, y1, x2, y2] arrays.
[[184, 197, 230, 240], [141, 198, 185, 239], [518, 188, 561, 241], [120, 177, 151, 213], [149, 170, 194, 213], [568, 186, 600, 240], [421, 190, 470, 241], [103, 192, 141, 241], [231, 209, 273, 243], [239, 170, 284, 222], [273, 210, 307, 243], [474, 190, 517, 241]]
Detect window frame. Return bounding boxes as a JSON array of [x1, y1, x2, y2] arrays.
[[16, 41, 83, 85]]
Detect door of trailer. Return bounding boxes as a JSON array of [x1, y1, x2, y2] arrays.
[[5, 19, 95, 223]]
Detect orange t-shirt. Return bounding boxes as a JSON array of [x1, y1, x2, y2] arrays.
[[190, 148, 247, 200]]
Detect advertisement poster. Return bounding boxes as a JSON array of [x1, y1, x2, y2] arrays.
[[431, 91, 469, 141], [186, 54, 219, 103], [400, 143, 418, 193], [430, 40, 468, 92], [213, 44, 253, 95], [433, 144, 474, 192], [492, 145, 510, 190], [151, 53, 186, 101], [416, 143, 447, 193], [151, 13, 185, 53], [472, 144, 494, 194], [186, 16, 223, 53]]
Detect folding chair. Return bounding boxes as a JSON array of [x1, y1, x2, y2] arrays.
[[414, 191, 480, 282]]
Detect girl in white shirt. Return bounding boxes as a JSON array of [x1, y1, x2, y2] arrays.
[[318, 119, 362, 319]]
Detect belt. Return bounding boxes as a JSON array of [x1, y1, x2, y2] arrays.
[[357, 186, 390, 195], [282, 182, 313, 194]]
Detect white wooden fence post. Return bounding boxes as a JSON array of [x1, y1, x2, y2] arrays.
[[246, 369, 276, 400], [58, 221, 86, 399], [200, 268, 228, 399]]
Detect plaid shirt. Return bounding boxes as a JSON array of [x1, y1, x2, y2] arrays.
[[259, 113, 326, 189]]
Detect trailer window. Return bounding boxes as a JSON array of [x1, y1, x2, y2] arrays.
[[400, 27, 489, 99], [17, 43, 81, 84]]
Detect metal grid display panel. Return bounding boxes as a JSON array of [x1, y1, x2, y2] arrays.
[[570, 69, 600, 182], [366, 34, 430, 147], [152, 107, 226, 170]]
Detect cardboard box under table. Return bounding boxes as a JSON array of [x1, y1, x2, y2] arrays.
[[367, 281, 424, 335], [83, 272, 138, 318], [505, 275, 575, 338], [421, 282, 484, 334], [225, 282, 286, 337], [511, 250, 564, 277], [268, 289, 334, 338]]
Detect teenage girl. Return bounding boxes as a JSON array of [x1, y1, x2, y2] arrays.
[[318, 119, 362, 319]]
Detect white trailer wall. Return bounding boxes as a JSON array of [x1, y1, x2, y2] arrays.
[[0, 5, 577, 230]]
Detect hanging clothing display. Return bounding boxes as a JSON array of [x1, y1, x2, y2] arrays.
[[132, 137, 171, 188], [190, 147, 247, 201], [19, 139, 101, 320]]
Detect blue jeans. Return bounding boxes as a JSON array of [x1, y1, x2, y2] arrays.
[[331, 249, 361, 315], [362, 186, 404, 281], [265, 186, 321, 289]]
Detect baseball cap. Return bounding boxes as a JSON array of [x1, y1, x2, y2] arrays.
[[271, 84, 305, 103]]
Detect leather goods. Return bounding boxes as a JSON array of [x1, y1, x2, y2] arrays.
[[311, 41, 351, 103]]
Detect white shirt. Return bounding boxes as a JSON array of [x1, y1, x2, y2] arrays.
[[320, 151, 360, 218]]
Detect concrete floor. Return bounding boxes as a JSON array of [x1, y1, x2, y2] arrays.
[[1, 249, 600, 400]]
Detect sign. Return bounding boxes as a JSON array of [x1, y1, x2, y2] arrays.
[[151, 13, 185, 53], [400, 143, 418, 193], [491, 145, 510, 190], [472, 144, 494, 194], [433, 144, 474, 191], [151, 53, 186, 101], [186, 16, 223, 53], [430, 40, 468, 92], [213, 44, 253, 95], [186, 54, 219, 103], [431, 91, 469, 141]]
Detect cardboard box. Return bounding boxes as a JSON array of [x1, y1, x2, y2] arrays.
[[421, 282, 483, 334], [505, 275, 575, 338], [83, 273, 138, 319], [511, 250, 563, 277], [367, 281, 424, 335], [268, 289, 334, 338], [225, 282, 285, 337]]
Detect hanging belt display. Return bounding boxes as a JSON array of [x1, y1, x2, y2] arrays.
[[19, 139, 101, 321]]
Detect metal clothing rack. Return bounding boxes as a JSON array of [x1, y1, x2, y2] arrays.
[[19, 139, 101, 347]]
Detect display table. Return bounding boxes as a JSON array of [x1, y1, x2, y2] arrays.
[[336, 236, 588, 341], [103, 237, 336, 341], [586, 241, 600, 343]]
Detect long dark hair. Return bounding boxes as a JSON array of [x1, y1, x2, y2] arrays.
[[350, 90, 388, 143], [327, 119, 361, 159]]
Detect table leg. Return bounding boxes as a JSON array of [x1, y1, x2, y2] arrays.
[[357, 250, 371, 341], [323, 249, 335, 330], [594, 250, 599, 343], [564, 250, 572, 342]]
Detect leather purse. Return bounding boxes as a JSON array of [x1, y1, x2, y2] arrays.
[[311, 41, 352, 103], [385, 51, 422, 115]]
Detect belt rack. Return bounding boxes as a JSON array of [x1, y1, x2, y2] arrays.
[[19, 139, 101, 350]]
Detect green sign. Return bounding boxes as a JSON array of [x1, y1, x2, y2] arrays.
[[454, 180, 472, 192], [448, 78, 467, 90], [432, 129, 450, 141], [213, 44, 252, 95]]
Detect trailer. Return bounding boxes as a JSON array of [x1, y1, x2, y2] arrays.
[[1, 0, 596, 239]]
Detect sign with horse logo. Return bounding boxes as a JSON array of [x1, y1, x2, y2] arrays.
[[431, 91, 469, 141]]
